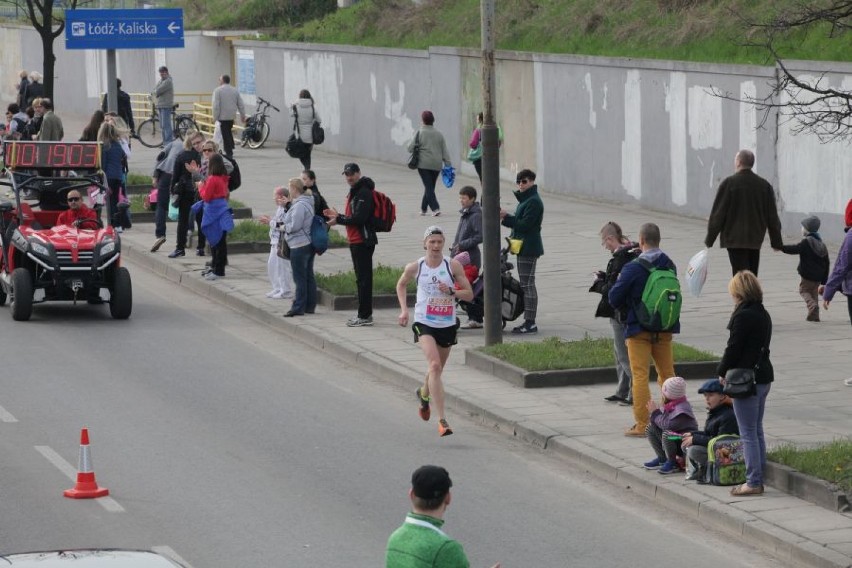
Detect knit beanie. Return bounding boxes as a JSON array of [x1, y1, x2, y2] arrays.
[[801, 216, 821, 234], [662, 376, 687, 400], [454, 251, 471, 266]]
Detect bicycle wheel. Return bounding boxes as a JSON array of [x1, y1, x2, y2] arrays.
[[246, 121, 270, 149], [176, 116, 198, 140], [136, 118, 163, 148]]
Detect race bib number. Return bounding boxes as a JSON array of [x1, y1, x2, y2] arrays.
[[425, 296, 454, 324]]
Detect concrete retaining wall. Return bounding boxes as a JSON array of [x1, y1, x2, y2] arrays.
[[2, 25, 851, 240]]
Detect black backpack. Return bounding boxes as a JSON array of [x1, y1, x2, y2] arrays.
[[228, 157, 241, 192]]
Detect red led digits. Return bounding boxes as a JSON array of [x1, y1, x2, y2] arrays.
[[5, 142, 100, 169]]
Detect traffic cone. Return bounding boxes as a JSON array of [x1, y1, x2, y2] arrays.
[[63, 427, 109, 499]]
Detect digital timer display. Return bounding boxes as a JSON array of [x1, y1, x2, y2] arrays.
[[3, 141, 101, 170]]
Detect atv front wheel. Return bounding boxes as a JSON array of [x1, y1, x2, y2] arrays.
[[10, 268, 33, 321], [109, 266, 133, 319]]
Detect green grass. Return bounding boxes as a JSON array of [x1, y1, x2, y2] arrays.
[[229, 220, 269, 242], [316, 264, 415, 295], [129, 194, 246, 214], [126, 172, 151, 186], [769, 440, 852, 493], [480, 335, 717, 371]]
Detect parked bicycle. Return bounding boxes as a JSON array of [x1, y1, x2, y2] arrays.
[[241, 96, 280, 149], [135, 99, 199, 148]]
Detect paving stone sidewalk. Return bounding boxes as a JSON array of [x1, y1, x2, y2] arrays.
[[61, 114, 852, 567]]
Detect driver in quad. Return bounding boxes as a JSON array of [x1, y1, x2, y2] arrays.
[[56, 190, 99, 227]]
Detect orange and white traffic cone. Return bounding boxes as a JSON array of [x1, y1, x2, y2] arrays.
[[63, 427, 109, 499]]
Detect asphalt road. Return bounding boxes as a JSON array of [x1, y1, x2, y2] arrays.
[[0, 261, 787, 568]]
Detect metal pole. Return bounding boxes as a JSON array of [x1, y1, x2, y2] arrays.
[[481, 0, 502, 346], [106, 49, 118, 114]]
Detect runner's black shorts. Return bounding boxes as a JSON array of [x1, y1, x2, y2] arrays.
[[412, 320, 459, 348]]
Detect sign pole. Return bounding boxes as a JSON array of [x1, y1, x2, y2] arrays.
[[106, 49, 117, 114]]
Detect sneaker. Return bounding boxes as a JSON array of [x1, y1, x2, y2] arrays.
[[346, 316, 373, 327], [684, 468, 706, 482], [115, 226, 124, 234], [266, 290, 282, 298], [619, 398, 634, 407], [420, 211, 427, 216], [461, 320, 483, 329], [658, 460, 681, 475], [204, 273, 219, 281], [432, 210, 442, 217], [150, 236, 166, 252], [168, 249, 185, 258], [196, 248, 206, 256], [844, 377, 852, 387], [604, 395, 626, 403], [643, 457, 663, 470], [438, 418, 453, 437], [624, 424, 645, 437], [416, 387, 431, 421], [511, 321, 538, 334]]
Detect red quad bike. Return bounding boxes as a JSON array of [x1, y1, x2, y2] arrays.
[[0, 140, 132, 321]]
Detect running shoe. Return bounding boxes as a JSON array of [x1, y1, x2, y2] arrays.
[[416, 387, 431, 421], [438, 418, 453, 437]]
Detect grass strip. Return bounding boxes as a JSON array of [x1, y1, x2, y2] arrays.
[[128, 194, 245, 213], [479, 335, 716, 371], [768, 440, 852, 493], [316, 264, 414, 295]]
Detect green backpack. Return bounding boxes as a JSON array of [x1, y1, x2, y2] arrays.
[[706, 434, 746, 486], [634, 258, 682, 331]]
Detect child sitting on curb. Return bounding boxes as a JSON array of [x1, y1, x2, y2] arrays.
[[681, 378, 739, 482], [643, 376, 698, 474], [780, 215, 830, 322]]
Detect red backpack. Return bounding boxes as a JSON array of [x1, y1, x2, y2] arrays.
[[371, 190, 396, 232]]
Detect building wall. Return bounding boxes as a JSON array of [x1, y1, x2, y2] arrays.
[[2, 24, 850, 240]]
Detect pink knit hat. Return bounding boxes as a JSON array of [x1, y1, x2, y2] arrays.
[[454, 251, 471, 266], [662, 376, 687, 400]]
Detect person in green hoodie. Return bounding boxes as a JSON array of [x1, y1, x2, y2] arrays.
[[386, 465, 500, 568], [500, 168, 544, 334]]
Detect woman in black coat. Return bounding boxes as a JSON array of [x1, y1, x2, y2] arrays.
[[718, 270, 774, 496]]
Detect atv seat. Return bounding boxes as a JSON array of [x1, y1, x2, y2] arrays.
[[18, 202, 58, 230]]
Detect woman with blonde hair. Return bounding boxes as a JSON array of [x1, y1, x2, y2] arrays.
[[281, 177, 316, 317], [98, 122, 129, 231], [718, 270, 774, 496]]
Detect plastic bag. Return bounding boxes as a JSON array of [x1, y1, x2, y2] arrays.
[[168, 200, 179, 222], [685, 248, 710, 298], [213, 120, 224, 148], [441, 165, 455, 189]]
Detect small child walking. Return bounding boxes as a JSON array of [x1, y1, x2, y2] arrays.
[[643, 376, 698, 475], [259, 186, 293, 299], [781, 215, 830, 322]]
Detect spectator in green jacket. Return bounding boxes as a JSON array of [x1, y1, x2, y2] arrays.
[[385, 465, 500, 568]]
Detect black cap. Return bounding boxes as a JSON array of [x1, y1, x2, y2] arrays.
[[342, 163, 360, 175], [411, 465, 452, 500], [698, 379, 724, 394]]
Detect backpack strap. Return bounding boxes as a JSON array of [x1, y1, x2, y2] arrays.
[[292, 104, 301, 135]]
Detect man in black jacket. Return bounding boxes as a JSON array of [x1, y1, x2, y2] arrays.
[[681, 379, 739, 482], [325, 163, 378, 327], [101, 78, 135, 136]]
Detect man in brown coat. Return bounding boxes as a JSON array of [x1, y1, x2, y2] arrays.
[[704, 149, 783, 276]]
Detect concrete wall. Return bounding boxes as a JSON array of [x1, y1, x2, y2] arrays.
[[2, 24, 851, 240]]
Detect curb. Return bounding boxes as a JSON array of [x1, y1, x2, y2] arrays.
[[765, 462, 851, 513], [465, 349, 720, 388], [317, 290, 415, 311], [121, 241, 852, 568]]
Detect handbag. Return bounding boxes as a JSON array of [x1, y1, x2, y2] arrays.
[[310, 101, 324, 145], [285, 105, 309, 159], [508, 238, 523, 255], [407, 131, 420, 170], [723, 368, 756, 398], [276, 235, 291, 260], [467, 144, 483, 162]]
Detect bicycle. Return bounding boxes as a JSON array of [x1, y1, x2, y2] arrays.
[[241, 96, 280, 149], [135, 100, 199, 148]]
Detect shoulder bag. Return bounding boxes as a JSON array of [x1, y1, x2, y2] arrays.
[[723, 321, 771, 398], [310, 102, 325, 145], [286, 105, 309, 159], [407, 131, 420, 170], [276, 234, 291, 260]]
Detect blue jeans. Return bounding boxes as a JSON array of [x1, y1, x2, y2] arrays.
[[154, 172, 172, 238], [289, 244, 316, 314], [158, 107, 174, 145], [418, 168, 440, 213], [733, 383, 771, 487]]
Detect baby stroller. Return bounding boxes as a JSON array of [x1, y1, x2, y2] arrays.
[[457, 238, 525, 328]]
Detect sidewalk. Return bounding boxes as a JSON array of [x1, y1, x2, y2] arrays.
[[68, 115, 852, 567]]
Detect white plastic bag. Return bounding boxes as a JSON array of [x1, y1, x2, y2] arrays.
[[213, 120, 224, 148], [685, 248, 710, 298]]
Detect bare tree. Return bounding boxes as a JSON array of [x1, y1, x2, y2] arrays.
[[713, 1, 852, 142], [0, 0, 82, 103]]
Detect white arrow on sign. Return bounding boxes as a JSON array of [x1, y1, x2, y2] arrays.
[[168, 21, 181, 34]]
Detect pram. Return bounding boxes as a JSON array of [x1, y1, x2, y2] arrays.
[[457, 238, 525, 328]]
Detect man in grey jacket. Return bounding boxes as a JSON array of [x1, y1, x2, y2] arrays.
[[212, 74, 246, 159], [451, 185, 483, 328], [153, 66, 174, 145]]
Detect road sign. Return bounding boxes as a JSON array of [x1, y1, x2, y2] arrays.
[[65, 9, 184, 50]]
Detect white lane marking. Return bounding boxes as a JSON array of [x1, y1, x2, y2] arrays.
[[34, 445, 125, 512], [0, 404, 18, 422], [152, 546, 194, 568]]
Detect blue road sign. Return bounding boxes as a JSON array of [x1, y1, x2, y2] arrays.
[[65, 9, 184, 50]]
